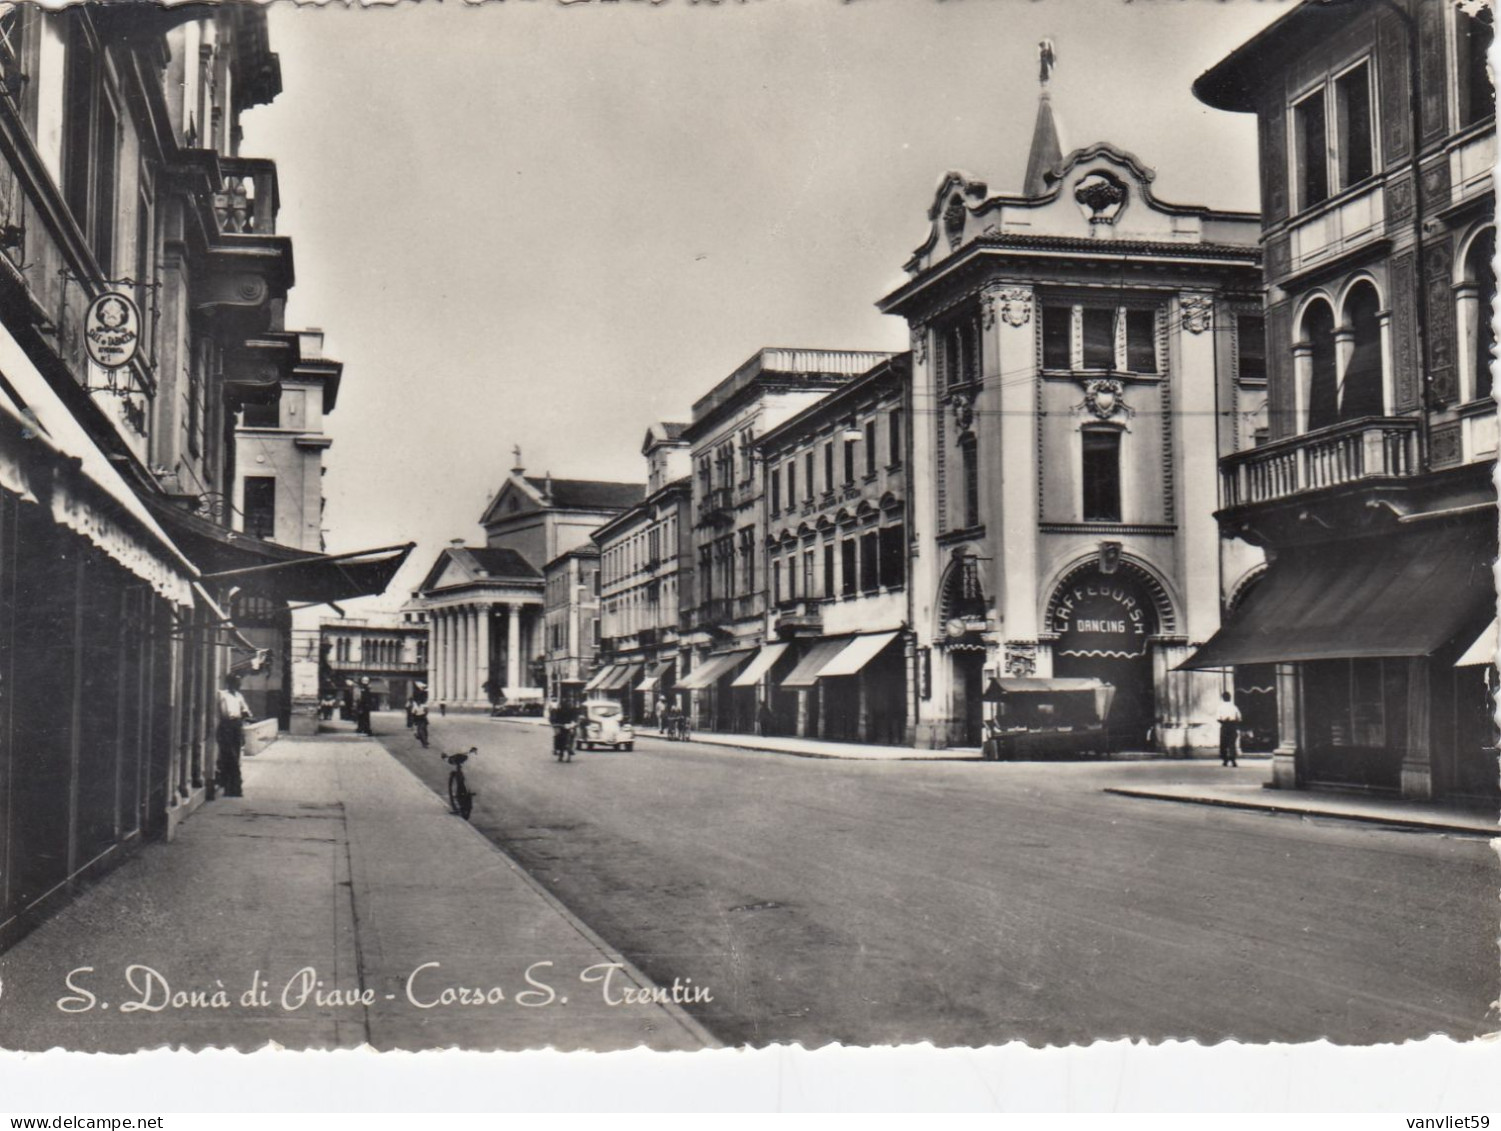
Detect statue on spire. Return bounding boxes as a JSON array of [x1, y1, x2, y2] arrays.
[[511, 444, 524, 475], [1039, 38, 1056, 88]]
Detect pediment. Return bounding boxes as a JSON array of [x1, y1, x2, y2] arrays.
[[480, 475, 544, 527]]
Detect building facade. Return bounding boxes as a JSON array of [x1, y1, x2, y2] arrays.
[[1190, 0, 1497, 800], [544, 546, 601, 699], [878, 80, 1265, 750], [0, 5, 406, 950], [320, 615, 428, 712], [677, 347, 893, 732], [590, 423, 693, 719], [754, 354, 915, 744]]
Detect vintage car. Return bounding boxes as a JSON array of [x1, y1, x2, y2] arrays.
[[980, 677, 1116, 760], [576, 698, 635, 751]]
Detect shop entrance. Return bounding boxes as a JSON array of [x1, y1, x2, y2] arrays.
[[1049, 565, 1161, 750]]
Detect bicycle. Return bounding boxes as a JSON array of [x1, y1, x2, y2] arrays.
[[442, 747, 477, 818], [552, 722, 575, 762]]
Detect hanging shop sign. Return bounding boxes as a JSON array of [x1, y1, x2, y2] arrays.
[[84, 292, 142, 370], [1054, 574, 1152, 659]]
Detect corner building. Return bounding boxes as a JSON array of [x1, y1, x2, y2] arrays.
[[878, 90, 1266, 750], [1190, 0, 1497, 800]]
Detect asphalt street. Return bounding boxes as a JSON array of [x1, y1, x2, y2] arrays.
[[378, 713, 1499, 1047]]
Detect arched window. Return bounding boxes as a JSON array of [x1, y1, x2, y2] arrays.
[[1302, 299, 1339, 431], [1464, 229, 1495, 402], [1340, 281, 1384, 421]]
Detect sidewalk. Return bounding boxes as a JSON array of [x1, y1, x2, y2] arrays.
[[1103, 773, 1499, 838], [0, 734, 719, 1052]]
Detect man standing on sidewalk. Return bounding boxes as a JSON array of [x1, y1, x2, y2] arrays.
[[356, 676, 375, 736], [216, 672, 253, 797], [1215, 691, 1242, 768]]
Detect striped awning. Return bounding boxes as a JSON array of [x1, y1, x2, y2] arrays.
[[779, 638, 853, 689], [730, 642, 789, 687], [814, 631, 901, 680], [676, 649, 753, 690]]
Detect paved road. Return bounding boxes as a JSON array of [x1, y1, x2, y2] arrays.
[[377, 713, 1499, 1047]]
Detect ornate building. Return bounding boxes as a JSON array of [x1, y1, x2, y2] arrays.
[[877, 59, 1265, 750], [1189, 0, 1496, 799]]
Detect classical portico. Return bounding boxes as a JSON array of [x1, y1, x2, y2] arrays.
[[415, 544, 545, 709]]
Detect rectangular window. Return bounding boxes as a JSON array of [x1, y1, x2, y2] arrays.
[[823, 542, 835, 597], [888, 409, 903, 465], [844, 437, 856, 483], [1458, 5, 1495, 129], [787, 549, 798, 600], [786, 461, 796, 505], [865, 420, 877, 475], [1124, 309, 1156, 372], [841, 539, 857, 597], [772, 558, 782, 605], [1294, 90, 1329, 209], [241, 399, 279, 428], [860, 531, 880, 592], [1335, 63, 1373, 189], [1082, 430, 1122, 522], [803, 550, 816, 599], [1043, 306, 1072, 369], [1081, 308, 1115, 369], [879, 523, 906, 589], [741, 527, 755, 596], [243, 476, 276, 540], [770, 466, 780, 514], [824, 441, 834, 494], [804, 452, 814, 500], [1237, 315, 1267, 383], [961, 438, 979, 529]]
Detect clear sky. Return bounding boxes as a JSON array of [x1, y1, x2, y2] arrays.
[[240, 0, 1288, 610]]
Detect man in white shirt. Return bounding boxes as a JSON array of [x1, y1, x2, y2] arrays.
[[1214, 691, 1242, 768], [216, 672, 253, 797]]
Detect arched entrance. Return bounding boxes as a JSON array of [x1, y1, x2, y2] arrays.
[[1046, 561, 1167, 749], [937, 549, 988, 746]]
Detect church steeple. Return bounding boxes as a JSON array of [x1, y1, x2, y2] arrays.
[[1021, 38, 1063, 198]]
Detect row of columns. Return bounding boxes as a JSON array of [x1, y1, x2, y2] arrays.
[[428, 602, 529, 706]]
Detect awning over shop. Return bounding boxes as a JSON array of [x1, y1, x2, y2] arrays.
[[676, 649, 753, 690], [815, 631, 901, 680], [637, 659, 675, 692], [780, 637, 854, 689], [142, 492, 413, 606], [984, 676, 1116, 720], [583, 665, 617, 692], [0, 326, 195, 606], [600, 663, 643, 692], [730, 642, 790, 687], [1456, 619, 1498, 668], [1180, 525, 1496, 670]]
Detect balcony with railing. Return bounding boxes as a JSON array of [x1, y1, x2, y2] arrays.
[[1220, 417, 1419, 510], [697, 486, 734, 526], [774, 598, 824, 638], [213, 158, 280, 235]]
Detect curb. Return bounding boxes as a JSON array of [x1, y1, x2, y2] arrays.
[[1102, 786, 1499, 838], [373, 731, 723, 1050]]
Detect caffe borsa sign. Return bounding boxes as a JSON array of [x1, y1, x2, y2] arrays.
[[1054, 576, 1152, 659], [84, 292, 142, 370]]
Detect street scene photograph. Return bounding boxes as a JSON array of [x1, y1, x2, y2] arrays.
[[0, 0, 1496, 1094]]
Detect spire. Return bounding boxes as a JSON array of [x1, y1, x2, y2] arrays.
[[510, 443, 524, 476], [1022, 38, 1062, 198]]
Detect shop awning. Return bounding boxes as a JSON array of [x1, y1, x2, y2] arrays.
[[730, 642, 790, 687], [1456, 619, 1498, 668], [583, 665, 618, 692], [1180, 525, 1496, 670], [637, 659, 675, 692], [0, 326, 195, 605], [676, 649, 753, 690], [141, 492, 414, 606], [815, 631, 901, 680], [780, 637, 854, 689], [984, 676, 1116, 720], [601, 663, 643, 692]]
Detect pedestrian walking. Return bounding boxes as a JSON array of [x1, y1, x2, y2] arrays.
[[655, 695, 668, 731], [411, 682, 430, 748], [438, 700, 446, 717], [356, 676, 375, 736], [215, 672, 253, 798], [1215, 691, 1242, 767]]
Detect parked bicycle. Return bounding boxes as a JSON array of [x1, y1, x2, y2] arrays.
[[442, 747, 477, 819]]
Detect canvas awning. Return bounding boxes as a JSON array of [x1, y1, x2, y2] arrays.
[[779, 638, 854, 689], [1456, 619, 1498, 668], [984, 676, 1116, 720], [676, 649, 753, 690], [1180, 524, 1496, 670], [601, 663, 643, 692], [0, 325, 195, 606], [637, 659, 675, 691], [730, 642, 790, 687], [814, 631, 901, 680], [583, 665, 618, 692]]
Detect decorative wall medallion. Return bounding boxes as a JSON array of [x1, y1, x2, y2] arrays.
[[1004, 643, 1038, 678], [950, 391, 975, 434], [943, 195, 966, 250], [984, 286, 1032, 330], [1073, 171, 1128, 225], [1386, 173, 1414, 223], [1077, 378, 1132, 420], [1430, 422, 1462, 467], [1181, 294, 1213, 334], [911, 325, 928, 365]]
